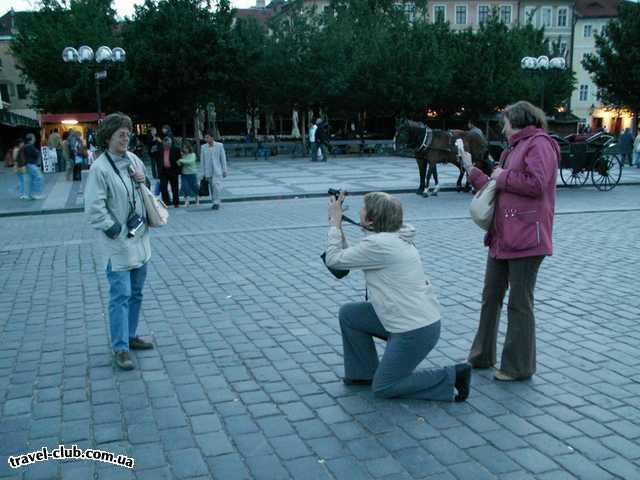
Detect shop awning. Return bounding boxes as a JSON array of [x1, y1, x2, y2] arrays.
[[0, 109, 39, 128], [40, 112, 102, 123]]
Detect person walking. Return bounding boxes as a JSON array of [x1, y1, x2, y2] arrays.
[[200, 131, 228, 210], [619, 128, 634, 166], [316, 119, 330, 162], [153, 136, 181, 208], [325, 192, 471, 402], [13, 139, 27, 200], [459, 101, 559, 381], [309, 120, 319, 162], [23, 133, 45, 200], [85, 112, 153, 371], [634, 129, 640, 168], [178, 142, 199, 207]]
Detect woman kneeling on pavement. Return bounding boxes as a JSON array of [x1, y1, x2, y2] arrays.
[[85, 112, 154, 371], [325, 192, 471, 402]]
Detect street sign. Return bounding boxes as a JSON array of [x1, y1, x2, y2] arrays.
[[95, 71, 107, 80]]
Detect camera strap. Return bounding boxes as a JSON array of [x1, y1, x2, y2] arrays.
[[341, 214, 373, 231], [104, 151, 136, 215]]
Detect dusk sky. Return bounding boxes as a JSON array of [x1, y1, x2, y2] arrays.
[[2, 0, 258, 19]]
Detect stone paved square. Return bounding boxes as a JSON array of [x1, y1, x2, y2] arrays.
[[0, 176, 639, 479]]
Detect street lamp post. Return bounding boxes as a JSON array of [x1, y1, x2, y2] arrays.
[[62, 45, 126, 120], [520, 56, 566, 112]]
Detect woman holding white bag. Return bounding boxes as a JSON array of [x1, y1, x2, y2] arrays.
[[459, 101, 559, 381]]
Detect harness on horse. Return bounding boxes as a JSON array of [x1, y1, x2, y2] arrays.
[[416, 126, 433, 152], [416, 127, 458, 156]]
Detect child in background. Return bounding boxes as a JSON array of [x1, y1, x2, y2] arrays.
[[178, 142, 199, 206]]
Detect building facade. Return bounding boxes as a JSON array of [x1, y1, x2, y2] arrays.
[[519, 0, 574, 56], [0, 10, 37, 120], [570, 0, 632, 132]]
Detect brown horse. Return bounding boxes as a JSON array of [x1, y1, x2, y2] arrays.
[[395, 119, 491, 196]]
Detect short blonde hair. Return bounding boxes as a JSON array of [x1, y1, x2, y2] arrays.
[[502, 101, 547, 131], [363, 192, 403, 233]]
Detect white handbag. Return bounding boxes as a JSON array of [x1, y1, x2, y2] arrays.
[[469, 179, 496, 231], [140, 183, 169, 227]]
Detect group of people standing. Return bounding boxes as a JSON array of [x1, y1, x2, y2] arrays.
[[618, 127, 640, 168], [145, 126, 228, 210]]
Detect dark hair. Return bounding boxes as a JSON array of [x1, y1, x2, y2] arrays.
[[205, 130, 215, 138], [96, 112, 133, 149], [502, 101, 547, 131], [25, 133, 36, 144], [182, 141, 193, 154]]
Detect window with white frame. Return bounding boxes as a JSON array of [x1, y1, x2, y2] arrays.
[[542, 7, 552, 27], [455, 5, 467, 25], [559, 41, 567, 55], [584, 24, 592, 37], [524, 6, 537, 25], [478, 5, 490, 23], [433, 5, 446, 22], [500, 5, 512, 24], [579, 84, 589, 101], [557, 7, 568, 27]]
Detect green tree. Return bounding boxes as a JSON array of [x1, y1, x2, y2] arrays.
[[11, 0, 129, 113], [582, 2, 640, 128], [122, 0, 233, 132]]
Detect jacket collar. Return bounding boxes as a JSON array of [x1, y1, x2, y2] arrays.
[[507, 125, 542, 147]]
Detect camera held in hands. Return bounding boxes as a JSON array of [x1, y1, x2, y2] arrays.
[[328, 188, 347, 200], [126, 213, 145, 238]]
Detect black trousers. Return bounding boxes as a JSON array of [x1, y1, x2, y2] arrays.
[[160, 173, 179, 206]]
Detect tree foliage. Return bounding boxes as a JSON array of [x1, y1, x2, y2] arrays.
[[12, 0, 576, 129], [582, 2, 640, 121]]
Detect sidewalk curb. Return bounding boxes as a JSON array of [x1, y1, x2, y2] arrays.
[[2, 182, 640, 218]]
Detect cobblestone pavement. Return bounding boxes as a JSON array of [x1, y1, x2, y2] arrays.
[[1, 187, 639, 479]]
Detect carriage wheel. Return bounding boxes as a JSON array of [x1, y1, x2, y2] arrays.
[[591, 153, 622, 191], [560, 166, 589, 187]]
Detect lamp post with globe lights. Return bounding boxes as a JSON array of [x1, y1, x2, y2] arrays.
[[62, 45, 126, 121], [520, 55, 566, 113]]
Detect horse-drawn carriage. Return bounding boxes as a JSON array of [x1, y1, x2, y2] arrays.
[[552, 132, 622, 191]]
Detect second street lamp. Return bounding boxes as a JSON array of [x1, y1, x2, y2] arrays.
[[521, 55, 566, 112], [62, 45, 126, 120]]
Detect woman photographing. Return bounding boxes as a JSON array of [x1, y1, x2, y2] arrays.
[[325, 192, 471, 402]]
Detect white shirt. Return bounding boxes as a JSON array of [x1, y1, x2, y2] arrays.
[[309, 125, 317, 143]]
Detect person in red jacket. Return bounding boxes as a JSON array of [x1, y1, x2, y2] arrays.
[[460, 101, 560, 381]]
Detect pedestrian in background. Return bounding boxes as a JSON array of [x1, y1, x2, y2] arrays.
[[309, 120, 318, 162], [460, 101, 559, 382], [23, 133, 45, 200], [619, 128, 634, 166], [48, 129, 64, 172], [13, 138, 27, 200], [85, 112, 153, 371], [153, 136, 181, 208], [178, 141, 199, 206], [200, 131, 228, 210], [316, 119, 330, 162], [634, 129, 640, 168]]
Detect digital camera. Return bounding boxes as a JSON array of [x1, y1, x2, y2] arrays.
[[126, 213, 145, 238]]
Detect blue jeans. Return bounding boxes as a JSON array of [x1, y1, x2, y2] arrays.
[[180, 174, 199, 198], [339, 302, 455, 401], [310, 142, 318, 161], [26, 163, 43, 196], [106, 261, 148, 352], [16, 170, 25, 197], [635, 151, 640, 167]]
